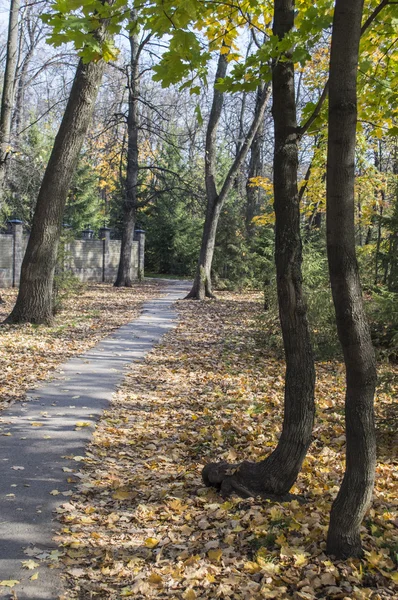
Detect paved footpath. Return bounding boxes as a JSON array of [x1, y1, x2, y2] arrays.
[[0, 280, 191, 600]]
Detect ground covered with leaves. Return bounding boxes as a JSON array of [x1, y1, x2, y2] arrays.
[[0, 281, 162, 411], [52, 292, 397, 600]]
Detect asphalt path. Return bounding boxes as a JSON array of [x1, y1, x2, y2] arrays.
[[0, 280, 191, 600]]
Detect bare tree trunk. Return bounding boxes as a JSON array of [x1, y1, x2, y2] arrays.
[[187, 55, 271, 300], [326, 0, 377, 559], [202, 0, 315, 498], [13, 3, 43, 137], [186, 51, 228, 300], [0, 0, 21, 195], [245, 84, 265, 236], [114, 12, 140, 287], [5, 57, 106, 324]]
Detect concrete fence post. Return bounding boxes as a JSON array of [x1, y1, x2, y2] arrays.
[[99, 227, 110, 282], [9, 220, 23, 288]]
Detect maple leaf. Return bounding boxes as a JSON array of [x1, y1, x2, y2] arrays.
[[21, 560, 40, 570]]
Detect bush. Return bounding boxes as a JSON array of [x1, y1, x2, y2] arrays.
[[367, 287, 398, 361]]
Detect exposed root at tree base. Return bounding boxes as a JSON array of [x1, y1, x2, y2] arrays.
[[202, 460, 304, 503], [114, 280, 133, 288], [184, 291, 217, 300], [326, 532, 364, 559]]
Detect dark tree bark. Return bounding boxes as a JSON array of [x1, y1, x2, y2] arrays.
[[0, 0, 21, 196], [186, 53, 271, 300], [114, 12, 140, 288], [202, 0, 315, 497], [326, 0, 377, 559], [5, 57, 106, 324]]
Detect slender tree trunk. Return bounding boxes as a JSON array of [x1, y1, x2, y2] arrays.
[[326, 0, 377, 559], [202, 0, 315, 498], [114, 12, 140, 287], [5, 57, 106, 324], [374, 204, 383, 284], [186, 51, 228, 300], [187, 56, 271, 300], [14, 6, 37, 138], [0, 0, 21, 196], [245, 84, 265, 236]]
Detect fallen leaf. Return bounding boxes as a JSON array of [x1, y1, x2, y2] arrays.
[[21, 560, 40, 570]]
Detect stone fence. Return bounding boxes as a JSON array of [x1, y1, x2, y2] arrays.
[[0, 221, 145, 288]]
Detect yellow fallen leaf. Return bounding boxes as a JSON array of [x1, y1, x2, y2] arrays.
[[30, 572, 39, 581], [144, 538, 159, 548], [269, 506, 283, 520], [387, 571, 398, 584], [148, 573, 163, 585], [21, 560, 40, 570], [293, 551, 309, 567], [112, 489, 132, 500], [184, 589, 196, 600], [31, 422, 44, 427], [75, 422, 91, 428], [207, 548, 223, 562], [0, 580, 19, 587], [243, 561, 262, 574]]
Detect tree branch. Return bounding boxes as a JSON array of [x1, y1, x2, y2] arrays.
[[298, 0, 390, 138]]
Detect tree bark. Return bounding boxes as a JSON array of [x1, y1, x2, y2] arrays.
[[0, 0, 21, 196], [186, 51, 228, 300], [202, 0, 315, 498], [186, 55, 271, 300], [245, 84, 265, 236], [13, 3, 42, 137], [326, 0, 377, 559], [114, 12, 140, 287], [5, 57, 106, 324]]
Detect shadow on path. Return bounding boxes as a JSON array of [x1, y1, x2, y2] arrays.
[[0, 280, 191, 600]]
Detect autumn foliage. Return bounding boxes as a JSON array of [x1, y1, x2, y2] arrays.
[[43, 292, 398, 599]]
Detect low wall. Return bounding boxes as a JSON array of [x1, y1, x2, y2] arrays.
[[0, 224, 145, 288]]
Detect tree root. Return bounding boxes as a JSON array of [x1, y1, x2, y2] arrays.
[[114, 279, 133, 288], [326, 531, 364, 559], [184, 289, 217, 300], [202, 460, 303, 502]]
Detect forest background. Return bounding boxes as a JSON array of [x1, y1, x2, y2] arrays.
[[0, 0, 397, 358]]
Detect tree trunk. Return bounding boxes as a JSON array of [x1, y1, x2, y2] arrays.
[[5, 57, 106, 324], [114, 12, 139, 288], [187, 55, 271, 300], [13, 2, 38, 137], [186, 51, 228, 300], [202, 0, 315, 498], [245, 84, 265, 236], [326, 0, 377, 559], [0, 0, 21, 195]]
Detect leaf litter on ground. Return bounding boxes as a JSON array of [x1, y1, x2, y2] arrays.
[[49, 291, 397, 600], [0, 281, 163, 413]]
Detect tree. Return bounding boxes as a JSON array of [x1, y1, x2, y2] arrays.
[[5, 1, 116, 324], [186, 52, 271, 300], [202, 0, 315, 497], [325, 0, 377, 558], [114, 13, 150, 287], [0, 0, 21, 198]]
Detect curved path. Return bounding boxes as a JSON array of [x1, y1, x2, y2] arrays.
[[0, 280, 191, 599]]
